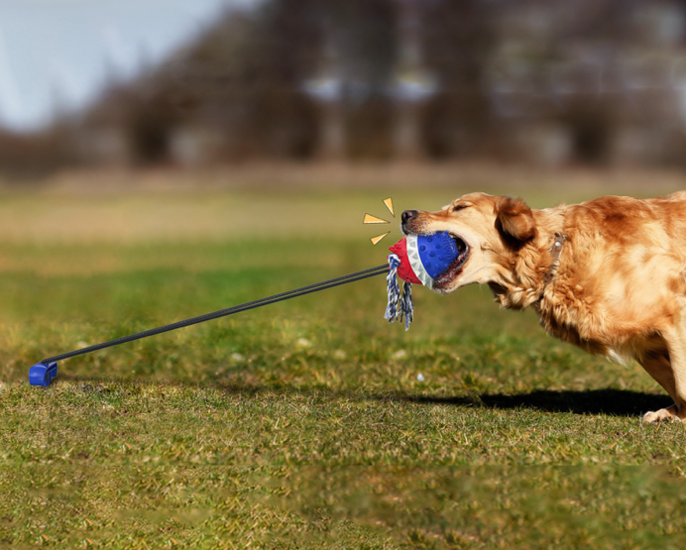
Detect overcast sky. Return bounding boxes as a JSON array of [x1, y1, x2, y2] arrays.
[[0, 0, 259, 131]]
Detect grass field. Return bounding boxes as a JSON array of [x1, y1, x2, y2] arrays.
[[3, 165, 686, 549]]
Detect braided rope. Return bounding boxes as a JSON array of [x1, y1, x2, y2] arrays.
[[385, 254, 414, 331], [401, 281, 414, 330], [385, 254, 402, 322]]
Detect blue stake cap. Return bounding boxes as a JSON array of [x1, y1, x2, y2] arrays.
[[29, 362, 58, 387]]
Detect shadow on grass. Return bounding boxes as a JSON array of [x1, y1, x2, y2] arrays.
[[57, 373, 670, 418], [387, 389, 671, 417]]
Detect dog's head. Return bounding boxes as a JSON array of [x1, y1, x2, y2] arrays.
[[401, 193, 537, 295]]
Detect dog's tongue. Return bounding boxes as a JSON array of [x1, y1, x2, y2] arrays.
[[389, 237, 422, 284]]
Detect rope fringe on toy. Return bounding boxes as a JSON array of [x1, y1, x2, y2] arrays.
[[385, 253, 414, 330]]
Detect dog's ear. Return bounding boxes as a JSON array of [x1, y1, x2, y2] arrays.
[[495, 197, 536, 244]]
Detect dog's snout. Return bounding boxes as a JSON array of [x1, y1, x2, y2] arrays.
[[401, 210, 419, 224]]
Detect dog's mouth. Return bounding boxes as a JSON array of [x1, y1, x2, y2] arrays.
[[432, 234, 470, 289]]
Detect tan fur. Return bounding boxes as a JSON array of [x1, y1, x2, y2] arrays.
[[403, 191, 686, 423]]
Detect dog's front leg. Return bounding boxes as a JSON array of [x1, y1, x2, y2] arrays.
[[642, 325, 686, 423]]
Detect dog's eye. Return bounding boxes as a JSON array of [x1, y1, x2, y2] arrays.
[[452, 204, 468, 212]]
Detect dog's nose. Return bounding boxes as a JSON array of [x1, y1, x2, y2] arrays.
[[401, 210, 418, 224]]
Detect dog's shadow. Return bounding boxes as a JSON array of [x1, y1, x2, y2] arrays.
[[387, 389, 671, 417], [61, 374, 670, 418]]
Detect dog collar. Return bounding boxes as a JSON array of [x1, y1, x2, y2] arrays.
[[538, 232, 566, 301]]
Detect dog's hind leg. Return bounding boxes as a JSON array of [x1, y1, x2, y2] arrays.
[[640, 351, 680, 422], [641, 329, 686, 423]]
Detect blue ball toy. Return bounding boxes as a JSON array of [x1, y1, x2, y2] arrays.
[[388, 231, 461, 289]]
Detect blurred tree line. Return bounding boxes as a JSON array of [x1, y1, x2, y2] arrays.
[[5, 0, 686, 175]]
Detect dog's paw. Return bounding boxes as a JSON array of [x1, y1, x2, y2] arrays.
[[643, 405, 680, 423]]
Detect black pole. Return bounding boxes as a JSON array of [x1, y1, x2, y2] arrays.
[[37, 264, 389, 366]]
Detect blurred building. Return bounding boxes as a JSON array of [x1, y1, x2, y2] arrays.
[[10, 0, 686, 173]]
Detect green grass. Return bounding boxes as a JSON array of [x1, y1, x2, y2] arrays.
[[3, 182, 686, 548]]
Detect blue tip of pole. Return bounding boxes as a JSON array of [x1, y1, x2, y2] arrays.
[[29, 362, 58, 387]]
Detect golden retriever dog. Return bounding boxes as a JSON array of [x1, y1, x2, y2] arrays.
[[401, 192, 686, 423]]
